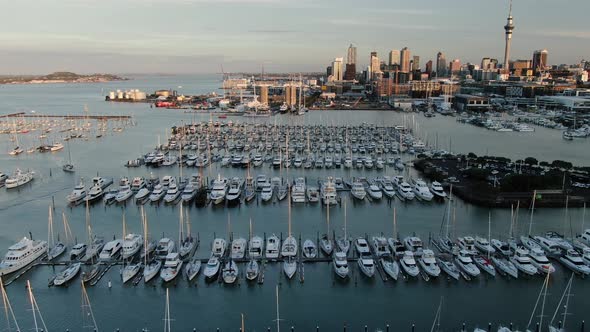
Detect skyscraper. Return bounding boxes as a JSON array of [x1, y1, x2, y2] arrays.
[[400, 47, 411, 72], [425, 60, 433, 75], [503, 0, 515, 73], [388, 50, 400, 66], [412, 56, 420, 71], [347, 44, 357, 65], [370, 52, 380, 80], [449, 59, 461, 75], [436, 52, 447, 77], [532, 49, 548, 73], [332, 57, 344, 81]]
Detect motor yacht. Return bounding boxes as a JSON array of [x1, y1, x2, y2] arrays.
[[430, 181, 447, 199], [122, 263, 141, 283], [357, 255, 375, 278], [394, 177, 415, 201], [248, 236, 263, 259], [559, 249, 590, 275], [437, 257, 460, 280], [491, 256, 518, 279], [135, 188, 150, 203], [283, 256, 297, 279], [203, 256, 221, 280], [265, 235, 280, 259], [143, 259, 162, 283], [260, 182, 273, 202], [163, 181, 182, 204], [411, 179, 433, 201], [291, 178, 306, 203], [366, 183, 383, 200], [319, 234, 333, 256], [355, 238, 371, 257], [211, 238, 227, 258], [69, 243, 87, 260], [302, 239, 317, 258], [0, 237, 48, 275], [371, 236, 391, 257], [377, 177, 396, 199], [473, 255, 496, 277], [155, 238, 175, 260], [418, 249, 441, 277], [149, 184, 166, 202], [544, 231, 573, 251], [222, 260, 238, 284], [184, 257, 202, 281], [403, 236, 424, 257], [231, 238, 247, 259], [226, 178, 243, 206], [509, 247, 538, 276], [491, 239, 512, 256], [380, 254, 399, 280], [455, 249, 480, 277], [130, 177, 147, 192], [246, 259, 259, 281], [333, 252, 349, 279], [474, 236, 495, 255], [115, 177, 133, 203], [5, 169, 34, 189], [457, 236, 478, 256], [99, 239, 122, 261], [533, 236, 563, 257], [181, 183, 198, 203], [281, 235, 298, 258], [400, 251, 420, 277], [529, 247, 556, 274], [66, 179, 86, 204], [122, 234, 143, 259], [53, 262, 81, 286], [160, 253, 183, 282]]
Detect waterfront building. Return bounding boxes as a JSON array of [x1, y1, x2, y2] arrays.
[[344, 64, 356, 81], [436, 52, 447, 77], [347, 44, 357, 65], [425, 60, 433, 76], [388, 50, 400, 66], [400, 47, 411, 72], [533, 49, 549, 74], [259, 85, 269, 104], [332, 57, 344, 81], [453, 94, 491, 112], [412, 56, 420, 71], [449, 59, 461, 76], [370, 52, 380, 80]]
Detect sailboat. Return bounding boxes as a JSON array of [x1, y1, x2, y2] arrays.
[[47, 205, 66, 261], [336, 198, 351, 254], [319, 198, 333, 256], [548, 273, 574, 332], [246, 219, 260, 281], [434, 187, 457, 254], [0, 277, 21, 332], [80, 281, 99, 331], [8, 119, 23, 156], [380, 208, 400, 281], [26, 280, 49, 332], [281, 193, 297, 279], [62, 139, 74, 172], [178, 203, 196, 258], [143, 211, 162, 283]]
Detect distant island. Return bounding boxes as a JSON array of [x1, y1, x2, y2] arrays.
[[0, 72, 128, 84]]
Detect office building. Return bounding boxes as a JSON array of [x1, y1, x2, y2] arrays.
[[388, 50, 400, 66], [412, 56, 420, 71], [436, 52, 447, 77], [370, 52, 380, 79], [449, 59, 461, 75], [400, 47, 411, 72], [533, 49, 549, 73], [425, 60, 433, 75], [347, 44, 357, 65], [332, 57, 344, 81]]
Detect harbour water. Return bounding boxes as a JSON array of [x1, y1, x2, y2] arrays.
[[1, 75, 589, 331]]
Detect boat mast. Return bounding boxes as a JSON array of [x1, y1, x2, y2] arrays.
[[343, 198, 347, 241], [528, 190, 537, 236], [47, 205, 54, 248], [549, 273, 573, 330], [164, 288, 172, 332], [27, 280, 48, 332], [487, 211, 492, 259], [142, 206, 148, 267], [0, 277, 20, 332], [275, 285, 280, 332], [81, 281, 98, 331], [582, 202, 587, 234]]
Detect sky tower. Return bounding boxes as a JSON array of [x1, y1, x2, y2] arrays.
[[503, 0, 515, 73]]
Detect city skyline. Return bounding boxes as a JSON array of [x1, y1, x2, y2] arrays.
[[1, 0, 590, 74]]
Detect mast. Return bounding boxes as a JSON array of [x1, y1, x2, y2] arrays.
[[142, 206, 148, 266], [164, 288, 172, 332], [47, 205, 54, 248], [0, 277, 20, 332], [393, 207, 397, 238], [179, 201, 184, 248], [275, 285, 280, 332], [27, 280, 48, 332], [81, 281, 98, 331], [528, 190, 536, 236], [343, 198, 347, 240], [487, 211, 492, 259]]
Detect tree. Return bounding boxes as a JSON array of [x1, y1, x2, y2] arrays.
[[467, 152, 478, 159], [551, 160, 573, 169], [524, 157, 538, 165]]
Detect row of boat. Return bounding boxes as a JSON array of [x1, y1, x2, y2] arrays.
[[0, 169, 34, 189]]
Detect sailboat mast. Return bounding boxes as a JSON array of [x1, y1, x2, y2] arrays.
[[48, 205, 54, 247], [28, 281, 40, 332], [488, 211, 492, 259], [275, 285, 280, 332], [528, 190, 536, 236], [179, 201, 184, 247], [81, 281, 98, 332], [343, 199, 347, 240], [0, 277, 20, 332]]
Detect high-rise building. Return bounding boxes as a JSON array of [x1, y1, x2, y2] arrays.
[[412, 56, 420, 71], [347, 44, 357, 65], [284, 84, 297, 106], [259, 85, 269, 104], [481, 57, 499, 70], [449, 59, 461, 75], [400, 47, 411, 72], [388, 50, 400, 66], [326, 66, 333, 77], [370, 52, 380, 79], [425, 60, 433, 75], [503, 0, 515, 73], [332, 57, 344, 81], [436, 52, 447, 77], [344, 64, 356, 81], [532, 49, 548, 73]]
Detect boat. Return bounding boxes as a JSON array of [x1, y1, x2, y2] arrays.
[[184, 256, 202, 281], [52, 262, 81, 286], [403, 236, 424, 257], [231, 238, 247, 259], [204, 256, 221, 280], [306, 187, 319, 203], [181, 183, 198, 203], [371, 236, 391, 257], [302, 239, 317, 258], [291, 178, 306, 203], [121, 261, 141, 283], [122, 233, 143, 259], [350, 181, 367, 201], [366, 182, 383, 200], [281, 236, 297, 258], [400, 251, 420, 277], [149, 184, 166, 202], [473, 255, 496, 277], [283, 256, 297, 279], [577, 229, 590, 246], [99, 239, 122, 261], [260, 181, 273, 202], [320, 177, 338, 206], [5, 169, 34, 189], [243, 259, 258, 281], [491, 239, 512, 256], [377, 177, 396, 199], [46, 207, 66, 261], [82, 237, 105, 262], [210, 177, 228, 205], [0, 236, 48, 275], [457, 236, 478, 256], [394, 176, 415, 200], [163, 181, 182, 204], [418, 249, 441, 277], [534, 236, 563, 257], [248, 235, 264, 259], [115, 177, 133, 203], [357, 255, 375, 278], [155, 238, 175, 260], [222, 260, 238, 284], [509, 247, 538, 276], [135, 188, 150, 203], [430, 181, 447, 199], [69, 243, 87, 260], [143, 259, 162, 283], [491, 256, 519, 278], [243, 176, 256, 203], [211, 238, 227, 257], [85, 179, 107, 203], [559, 249, 590, 275], [130, 177, 147, 192], [411, 179, 433, 201], [475, 236, 496, 255], [333, 251, 349, 279], [66, 179, 87, 204], [265, 234, 280, 259], [529, 247, 556, 274], [160, 253, 183, 282], [50, 142, 64, 152], [380, 254, 399, 280], [437, 257, 460, 280], [226, 178, 243, 206], [319, 234, 333, 256], [455, 249, 480, 277]]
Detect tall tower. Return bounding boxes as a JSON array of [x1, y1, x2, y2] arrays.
[[503, 0, 515, 73]]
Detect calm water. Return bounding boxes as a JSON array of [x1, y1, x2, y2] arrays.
[[0, 75, 589, 331]]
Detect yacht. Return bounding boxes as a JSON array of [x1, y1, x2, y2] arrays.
[[371, 236, 391, 257], [103, 189, 118, 205], [53, 262, 81, 286], [473, 255, 496, 276], [99, 239, 122, 261], [430, 181, 447, 199], [319, 234, 333, 256], [291, 178, 306, 203], [491, 256, 519, 279], [403, 236, 424, 257], [355, 238, 371, 256], [457, 236, 478, 256], [181, 183, 198, 203], [222, 260, 238, 284], [260, 182, 273, 202], [491, 239, 512, 256], [306, 187, 319, 203], [387, 237, 406, 258], [474, 237, 495, 255], [82, 237, 105, 262], [529, 247, 556, 274], [559, 249, 590, 275], [204, 256, 221, 280], [226, 178, 243, 206], [377, 177, 396, 199], [320, 178, 338, 206], [400, 251, 420, 277], [343, 156, 353, 168], [245, 259, 259, 281], [520, 235, 542, 251], [230, 238, 247, 259], [265, 235, 280, 259], [130, 177, 147, 192], [455, 250, 480, 277], [115, 178, 133, 203], [163, 181, 181, 204], [160, 253, 183, 282], [122, 263, 141, 283], [350, 181, 367, 201], [211, 238, 227, 258], [48, 240, 66, 261], [5, 169, 34, 189], [135, 188, 150, 203], [184, 257, 202, 281], [411, 179, 434, 201], [437, 257, 460, 280], [85, 183, 105, 203], [155, 238, 175, 260], [302, 239, 317, 258], [380, 254, 399, 280], [281, 236, 298, 258], [149, 184, 166, 202], [394, 177, 415, 201], [0, 237, 48, 275], [577, 229, 590, 246], [366, 183, 383, 200], [69, 243, 87, 260], [544, 231, 574, 251], [252, 154, 263, 167], [248, 236, 264, 259], [143, 259, 162, 283], [255, 175, 268, 190], [209, 177, 228, 205], [534, 236, 563, 257], [66, 179, 86, 204], [333, 252, 349, 279], [283, 256, 297, 279], [122, 234, 143, 259], [357, 255, 375, 278], [243, 176, 256, 203], [509, 247, 538, 276], [418, 249, 441, 277]]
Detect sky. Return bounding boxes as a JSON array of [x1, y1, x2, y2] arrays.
[[1, 0, 589, 74]]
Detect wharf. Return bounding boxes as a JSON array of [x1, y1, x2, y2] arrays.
[[0, 112, 130, 120]]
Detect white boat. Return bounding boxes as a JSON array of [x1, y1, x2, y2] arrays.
[[115, 178, 133, 203], [380, 254, 399, 280], [355, 238, 371, 256], [203, 256, 221, 280], [209, 177, 228, 205], [509, 247, 538, 276], [302, 239, 317, 258], [226, 178, 243, 205], [377, 177, 396, 199], [245, 259, 259, 281], [231, 238, 247, 259], [5, 169, 34, 189], [357, 256, 375, 278], [184, 257, 202, 281], [149, 184, 166, 202], [66, 179, 86, 204], [457, 236, 478, 256], [265, 235, 280, 259], [333, 251, 349, 278], [418, 249, 441, 277], [430, 181, 447, 199], [371, 236, 391, 257], [474, 236, 496, 255], [491, 256, 518, 279], [130, 177, 147, 192], [400, 251, 420, 277], [544, 231, 574, 251], [473, 255, 496, 277], [99, 239, 122, 261], [319, 234, 333, 256], [53, 262, 81, 286], [491, 239, 512, 256], [260, 182, 273, 202], [394, 177, 415, 200], [283, 256, 297, 279], [160, 253, 183, 282], [155, 238, 175, 260], [520, 235, 542, 251], [306, 187, 319, 203], [163, 181, 181, 204], [82, 237, 104, 262], [0, 237, 48, 275], [403, 236, 424, 257], [50, 142, 64, 152], [529, 247, 556, 274], [122, 263, 141, 283], [222, 260, 238, 284], [291, 178, 306, 203], [534, 236, 563, 257], [559, 249, 590, 275], [69, 243, 87, 260], [143, 259, 162, 283], [281, 236, 298, 258], [122, 234, 143, 259], [577, 229, 590, 246], [248, 236, 264, 259], [411, 179, 433, 201], [350, 181, 367, 201], [320, 177, 338, 205], [437, 257, 460, 280], [455, 250, 480, 277], [212, 238, 226, 258], [135, 188, 150, 203], [181, 183, 198, 202], [366, 183, 383, 200]]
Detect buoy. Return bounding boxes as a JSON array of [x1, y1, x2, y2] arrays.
[[108, 280, 112, 289]]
